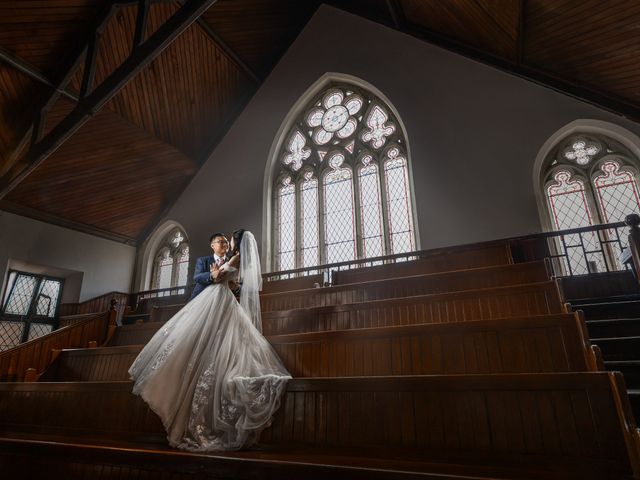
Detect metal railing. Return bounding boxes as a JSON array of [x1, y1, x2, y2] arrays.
[[264, 220, 633, 282]]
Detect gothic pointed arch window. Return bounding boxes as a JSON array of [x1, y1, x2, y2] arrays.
[[151, 228, 190, 289], [540, 133, 640, 273], [272, 82, 417, 270]]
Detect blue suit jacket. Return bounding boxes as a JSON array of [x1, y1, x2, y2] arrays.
[[190, 255, 215, 300]]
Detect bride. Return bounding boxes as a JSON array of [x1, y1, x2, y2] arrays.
[[128, 230, 291, 451]]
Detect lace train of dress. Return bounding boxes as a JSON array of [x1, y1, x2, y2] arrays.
[[128, 280, 291, 451]]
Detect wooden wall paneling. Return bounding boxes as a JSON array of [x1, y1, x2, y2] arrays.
[[0, 311, 110, 381], [261, 261, 550, 312], [262, 281, 566, 335]]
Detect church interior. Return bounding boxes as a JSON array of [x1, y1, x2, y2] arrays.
[[2, 0, 640, 478]]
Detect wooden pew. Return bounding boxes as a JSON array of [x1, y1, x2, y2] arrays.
[[262, 274, 324, 294], [0, 373, 638, 479], [0, 311, 111, 382], [262, 281, 566, 336], [261, 373, 640, 479], [331, 242, 515, 285], [37, 313, 597, 382], [261, 261, 551, 312], [270, 314, 597, 376]]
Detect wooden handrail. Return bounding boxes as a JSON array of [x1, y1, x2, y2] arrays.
[[0, 307, 114, 382]]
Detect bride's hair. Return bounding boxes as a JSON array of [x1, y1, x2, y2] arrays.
[[230, 229, 246, 256]]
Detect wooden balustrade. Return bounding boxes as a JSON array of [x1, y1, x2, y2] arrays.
[[262, 281, 565, 336], [261, 261, 551, 312], [0, 309, 113, 382]]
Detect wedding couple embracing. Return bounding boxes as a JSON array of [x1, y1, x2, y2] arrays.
[[128, 229, 291, 452]]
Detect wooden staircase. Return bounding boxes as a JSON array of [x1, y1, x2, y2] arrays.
[[1, 243, 640, 479]]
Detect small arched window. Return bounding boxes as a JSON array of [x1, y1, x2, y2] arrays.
[[540, 133, 640, 273], [151, 228, 189, 289], [272, 81, 417, 270]]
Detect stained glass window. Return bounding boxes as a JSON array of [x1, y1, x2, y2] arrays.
[[547, 170, 593, 230], [272, 81, 416, 270], [151, 227, 189, 290]]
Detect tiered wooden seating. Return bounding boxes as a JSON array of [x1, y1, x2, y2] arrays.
[[261, 261, 551, 311], [2, 238, 640, 479], [263, 281, 565, 335], [262, 273, 324, 294]]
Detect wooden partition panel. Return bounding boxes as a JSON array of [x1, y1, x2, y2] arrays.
[[262, 274, 324, 294], [60, 292, 129, 320], [261, 373, 639, 478], [262, 261, 550, 312], [263, 282, 565, 335], [331, 243, 513, 285], [0, 311, 110, 382], [269, 314, 594, 377]]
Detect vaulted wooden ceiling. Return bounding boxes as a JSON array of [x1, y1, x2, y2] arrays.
[[0, 0, 638, 245]]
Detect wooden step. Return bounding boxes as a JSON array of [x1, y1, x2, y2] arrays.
[[39, 345, 141, 382], [107, 322, 163, 346], [41, 314, 596, 382], [605, 360, 640, 389], [262, 261, 550, 312], [591, 336, 640, 361], [263, 281, 565, 335], [0, 435, 546, 480], [586, 317, 640, 338], [1, 373, 638, 479], [572, 300, 640, 319]]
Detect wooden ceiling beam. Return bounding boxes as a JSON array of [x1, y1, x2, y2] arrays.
[[0, 0, 218, 201], [176, 0, 260, 85]]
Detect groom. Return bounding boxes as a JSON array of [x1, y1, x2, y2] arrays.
[[189, 232, 230, 301]]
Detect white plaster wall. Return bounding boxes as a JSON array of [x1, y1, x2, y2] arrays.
[[0, 211, 136, 302], [163, 5, 640, 267]]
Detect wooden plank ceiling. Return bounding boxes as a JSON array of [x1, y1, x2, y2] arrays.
[[0, 0, 639, 245]]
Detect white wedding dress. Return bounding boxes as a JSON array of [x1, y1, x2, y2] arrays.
[[128, 232, 291, 451]]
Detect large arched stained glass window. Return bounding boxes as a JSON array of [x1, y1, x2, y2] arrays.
[[272, 82, 416, 270]]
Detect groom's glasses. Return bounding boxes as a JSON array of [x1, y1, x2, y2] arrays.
[[213, 240, 228, 245]]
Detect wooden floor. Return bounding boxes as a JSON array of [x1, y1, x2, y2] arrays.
[[1, 242, 639, 479]]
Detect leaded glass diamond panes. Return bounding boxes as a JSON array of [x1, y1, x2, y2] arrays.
[[384, 149, 414, 254], [177, 246, 190, 286], [278, 178, 296, 270], [157, 250, 173, 289], [594, 161, 640, 223], [359, 161, 384, 258], [301, 173, 319, 267], [0, 321, 24, 352], [547, 171, 593, 230], [3, 274, 37, 315], [35, 279, 61, 317], [28, 323, 53, 342], [324, 164, 356, 264], [546, 170, 598, 274]]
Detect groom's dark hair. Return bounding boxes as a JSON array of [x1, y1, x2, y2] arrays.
[[209, 232, 226, 243]]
